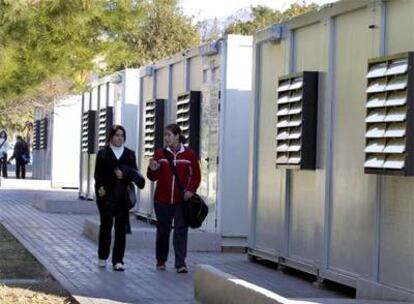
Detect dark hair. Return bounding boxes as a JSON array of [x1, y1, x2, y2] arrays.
[[16, 135, 23, 141], [165, 123, 186, 144], [0, 130, 7, 140], [107, 125, 126, 143]]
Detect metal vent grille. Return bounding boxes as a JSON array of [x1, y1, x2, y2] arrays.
[[364, 52, 414, 175], [81, 111, 89, 152], [144, 99, 165, 157], [32, 120, 40, 150], [39, 118, 48, 150], [97, 107, 113, 149], [276, 72, 318, 170], [81, 110, 97, 154], [176, 91, 201, 158]]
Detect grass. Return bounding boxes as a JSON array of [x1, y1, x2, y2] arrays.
[[0, 223, 75, 304], [0, 286, 72, 304]]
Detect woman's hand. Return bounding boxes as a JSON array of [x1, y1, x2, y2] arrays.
[[184, 191, 194, 201], [98, 186, 106, 197], [149, 159, 160, 171], [114, 168, 124, 179]]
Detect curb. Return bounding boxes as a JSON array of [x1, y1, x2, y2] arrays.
[[194, 264, 289, 304], [193, 265, 408, 304], [1, 219, 84, 304]]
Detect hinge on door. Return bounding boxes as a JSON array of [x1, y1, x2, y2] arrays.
[[216, 156, 219, 164], [218, 90, 221, 100], [218, 103, 221, 112], [215, 218, 218, 228]]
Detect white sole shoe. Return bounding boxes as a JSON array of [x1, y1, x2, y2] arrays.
[[98, 259, 107, 268], [113, 263, 125, 272]]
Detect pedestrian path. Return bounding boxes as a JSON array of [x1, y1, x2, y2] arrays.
[[0, 179, 354, 304]]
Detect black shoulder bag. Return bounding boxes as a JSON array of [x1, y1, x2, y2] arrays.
[[164, 149, 208, 229]]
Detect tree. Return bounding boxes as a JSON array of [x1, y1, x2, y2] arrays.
[[0, 0, 200, 129], [98, 0, 199, 71], [225, 2, 318, 36], [198, 17, 222, 42]]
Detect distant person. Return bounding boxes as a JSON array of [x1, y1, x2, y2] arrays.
[[94, 125, 144, 272], [0, 130, 9, 178], [8, 135, 29, 179], [147, 123, 201, 273]]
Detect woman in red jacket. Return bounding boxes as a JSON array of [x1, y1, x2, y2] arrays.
[[147, 123, 201, 273]]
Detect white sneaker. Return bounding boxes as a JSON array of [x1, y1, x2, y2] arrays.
[[98, 259, 107, 268], [113, 263, 125, 272]]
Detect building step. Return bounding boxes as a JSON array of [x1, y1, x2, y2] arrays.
[[33, 198, 98, 214], [83, 216, 221, 252]]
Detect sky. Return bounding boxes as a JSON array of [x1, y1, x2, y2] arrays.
[[180, 0, 339, 22]]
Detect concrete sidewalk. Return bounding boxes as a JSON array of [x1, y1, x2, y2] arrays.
[[0, 179, 358, 304]]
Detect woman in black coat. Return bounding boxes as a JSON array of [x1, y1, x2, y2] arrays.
[[94, 125, 140, 272], [8, 135, 29, 179]]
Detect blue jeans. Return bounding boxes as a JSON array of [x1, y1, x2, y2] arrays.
[[154, 203, 188, 268]]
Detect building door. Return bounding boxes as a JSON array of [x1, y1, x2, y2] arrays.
[[199, 65, 220, 232]]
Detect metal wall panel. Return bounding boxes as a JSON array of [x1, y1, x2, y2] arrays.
[[122, 70, 140, 153], [154, 65, 169, 162], [171, 61, 185, 122], [88, 86, 99, 199], [379, 178, 414, 291], [294, 23, 323, 72], [220, 36, 252, 237], [329, 8, 377, 279], [112, 82, 122, 124], [31, 109, 52, 180], [80, 94, 90, 197], [378, 0, 414, 292], [200, 55, 220, 233], [253, 42, 287, 253], [287, 23, 325, 266], [51, 96, 81, 188], [137, 75, 155, 218], [386, 0, 414, 55], [155, 67, 169, 101], [88, 154, 96, 199], [189, 56, 203, 91], [250, 0, 414, 299], [136, 37, 253, 240], [81, 153, 89, 195]]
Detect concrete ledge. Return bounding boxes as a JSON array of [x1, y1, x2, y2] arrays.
[[33, 199, 98, 214], [194, 264, 290, 304], [194, 265, 407, 304], [83, 217, 221, 252]]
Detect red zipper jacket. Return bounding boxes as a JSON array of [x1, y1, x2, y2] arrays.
[[147, 145, 201, 204]]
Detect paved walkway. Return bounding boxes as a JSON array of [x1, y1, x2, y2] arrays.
[[0, 179, 354, 304]]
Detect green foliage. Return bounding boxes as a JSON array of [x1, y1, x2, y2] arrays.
[[0, 0, 200, 129], [0, 0, 100, 102], [225, 2, 319, 36], [103, 0, 199, 69], [199, 17, 221, 42]]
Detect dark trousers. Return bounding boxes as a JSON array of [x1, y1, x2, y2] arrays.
[[97, 206, 127, 266], [154, 202, 188, 268], [0, 153, 7, 178], [15, 158, 25, 179]]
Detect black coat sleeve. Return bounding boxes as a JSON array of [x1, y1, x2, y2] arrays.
[[121, 150, 145, 189], [131, 151, 138, 170], [94, 149, 105, 190]]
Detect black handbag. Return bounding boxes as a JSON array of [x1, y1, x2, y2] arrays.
[[164, 149, 208, 229], [126, 183, 137, 210], [181, 193, 209, 229]]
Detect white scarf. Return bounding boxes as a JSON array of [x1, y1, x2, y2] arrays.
[[110, 144, 124, 160]]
